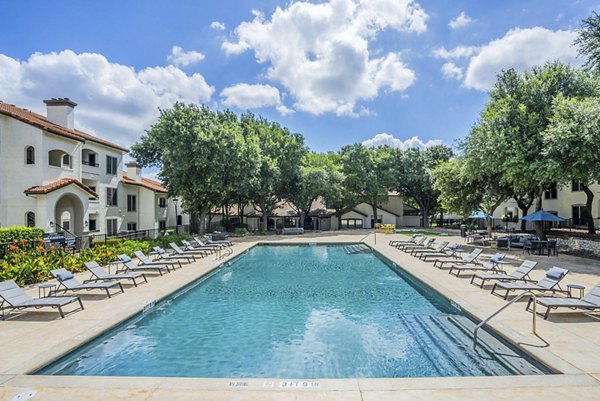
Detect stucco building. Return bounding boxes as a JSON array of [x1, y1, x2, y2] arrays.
[[0, 98, 185, 236]]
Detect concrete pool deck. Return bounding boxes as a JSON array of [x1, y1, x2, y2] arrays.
[[1, 231, 600, 400]]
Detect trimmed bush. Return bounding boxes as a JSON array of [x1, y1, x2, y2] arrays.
[[0, 226, 44, 244]]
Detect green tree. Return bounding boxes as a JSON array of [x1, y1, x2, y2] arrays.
[[241, 113, 306, 231], [575, 12, 600, 73], [394, 145, 453, 227], [320, 152, 353, 230], [287, 152, 331, 228], [543, 95, 600, 233], [340, 144, 395, 228]]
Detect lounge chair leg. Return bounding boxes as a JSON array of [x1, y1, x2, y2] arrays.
[[106, 288, 112, 298], [119, 283, 124, 293], [545, 307, 551, 320], [132, 278, 138, 287], [58, 306, 65, 318]]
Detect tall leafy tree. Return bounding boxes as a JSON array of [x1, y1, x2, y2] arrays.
[[340, 144, 395, 227], [543, 94, 600, 233], [394, 145, 453, 227], [575, 12, 600, 73], [320, 152, 353, 230], [131, 103, 247, 231], [241, 113, 306, 231]]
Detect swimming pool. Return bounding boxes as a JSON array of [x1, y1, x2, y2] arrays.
[[38, 244, 549, 378]]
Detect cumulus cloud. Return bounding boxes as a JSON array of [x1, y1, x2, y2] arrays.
[[464, 27, 581, 91], [222, 0, 426, 116], [362, 133, 443, 150], [210, 21, 226, 30], [166, 45, 205, 67], [449, 12, 473, 29], [220, 83, 293, 115], [0, 50, 214, 147], [441, 62, 463, 80], [432, 45, 479, 60]]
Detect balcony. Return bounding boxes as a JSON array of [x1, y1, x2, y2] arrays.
[[82, 160, 100, 179]]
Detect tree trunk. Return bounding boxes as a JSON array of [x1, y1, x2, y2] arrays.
[[515, 194, 534, 232], [371, 203, 378, 229], [582, 184, 596, 234], [189, 211, 200, 234], [336, 208, 342, 230], [420, 205, 430, 228], [261, 205, 269, 232], [237, 197, 244, 225]]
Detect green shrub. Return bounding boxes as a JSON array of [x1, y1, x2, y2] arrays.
[[234, 227, 248, 235], [152, 234, 189, 249], [0, 226, 44, 244]]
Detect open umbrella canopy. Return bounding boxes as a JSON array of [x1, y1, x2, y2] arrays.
[[520, 209, 566, 222], [469, 211, 492, 219]]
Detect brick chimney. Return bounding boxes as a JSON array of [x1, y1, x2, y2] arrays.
[[126, 161, 142, 182], [43, 98, 77, 129]]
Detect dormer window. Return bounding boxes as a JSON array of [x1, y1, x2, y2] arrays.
[[25, 146, 35, 164]]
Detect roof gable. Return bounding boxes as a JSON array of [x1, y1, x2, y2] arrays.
[[24, 178, 98, 198]]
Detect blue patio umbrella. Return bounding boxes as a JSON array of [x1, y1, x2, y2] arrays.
[[520, 209, 566, 222], [469, 211, 492, 219]]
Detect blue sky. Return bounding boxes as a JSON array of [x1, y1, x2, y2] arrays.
[[0, 0, 597, 156]]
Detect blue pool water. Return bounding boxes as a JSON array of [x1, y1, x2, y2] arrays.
[[38, 244, 547, 378]]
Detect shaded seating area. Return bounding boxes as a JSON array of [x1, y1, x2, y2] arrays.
[[51, 268, 124, 298], [527, 282, 600, 319], [84, 261, 147, 287], [0, 280, 83, 320]]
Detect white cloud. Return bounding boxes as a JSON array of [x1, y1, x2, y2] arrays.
[[222, 0, 426, 116], [441, 62, 463, 80], [449, 11, 473, 29], [220, 83, 293, 115], [210, 21, 226, 30], [166, 45, 205, 67], [432, 45, 479, 60], [0, 50, 214, 147], [464, 27, 581, 91], [362, 133, 443, 150]]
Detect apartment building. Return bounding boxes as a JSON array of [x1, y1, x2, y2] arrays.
[[0, 98, 185, 236]]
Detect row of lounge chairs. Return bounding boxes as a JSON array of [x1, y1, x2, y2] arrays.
[[389, 236, 600, 320], [0, 236, 234, 320]]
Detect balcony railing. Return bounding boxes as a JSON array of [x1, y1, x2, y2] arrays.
[[82, 160, 99, 167]]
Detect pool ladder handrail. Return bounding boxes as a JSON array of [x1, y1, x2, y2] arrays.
[[473, 290, 537, 349]]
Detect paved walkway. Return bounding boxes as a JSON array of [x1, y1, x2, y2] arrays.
[[1, 231, 599, 400]]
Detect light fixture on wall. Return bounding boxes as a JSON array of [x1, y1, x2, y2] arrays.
[[84, 220, 89, 227], [49, 221, 54, 227]]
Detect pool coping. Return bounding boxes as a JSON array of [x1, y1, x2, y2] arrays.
[[2, 235, 600, 400]]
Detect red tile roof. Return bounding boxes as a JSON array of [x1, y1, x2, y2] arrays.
[[122, 176, 168, 193], [0, 101, 128, 152], [24, 178, 98, 198]]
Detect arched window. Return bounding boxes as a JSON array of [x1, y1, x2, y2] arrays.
[[25, 146, 35, 164], [26, 212, 35, 227]]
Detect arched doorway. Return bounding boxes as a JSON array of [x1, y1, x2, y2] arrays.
[[54, 193, 85, 235]]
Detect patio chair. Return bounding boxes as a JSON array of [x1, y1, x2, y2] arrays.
[[389, 234, 418, 246], [0, 280, 83, 320], [169, 243, 208, 258], [470, 260, 538, 288], [433, 248, 483, 269], [546, 240, 558, 256], [51, 268, 124, 298], [420, 244, 461, 261], [526, 281, 600, 319], [411, 241, 449, 257], [448, 253, 506, 277], [84, 261, 147, 287], [395, 236, 426, 250], [193, 237, 233, 256], [193, 236, 225, 249], [491, 266, 569, 300], [118, 254, 171, 276], [402, 238, 435, 253], [134, 250, 182, 269], [204, 234, 232, 247], [152, 246, 195, 264], [181, 240, 214, 255]]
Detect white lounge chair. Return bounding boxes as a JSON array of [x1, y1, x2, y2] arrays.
[[84, 261, 147, 287], [134, 250, 182, 269], [51, 268, 124, 298], [411, 241, 449, 257], [526, 282, 600, 319], [118, 255, 171, 276], [434, 248, 483, 269], [470, 260, 537, 288], [0, 280, 83, 319], [491, 267, 569, 300], [448, 253, 506, 277]]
